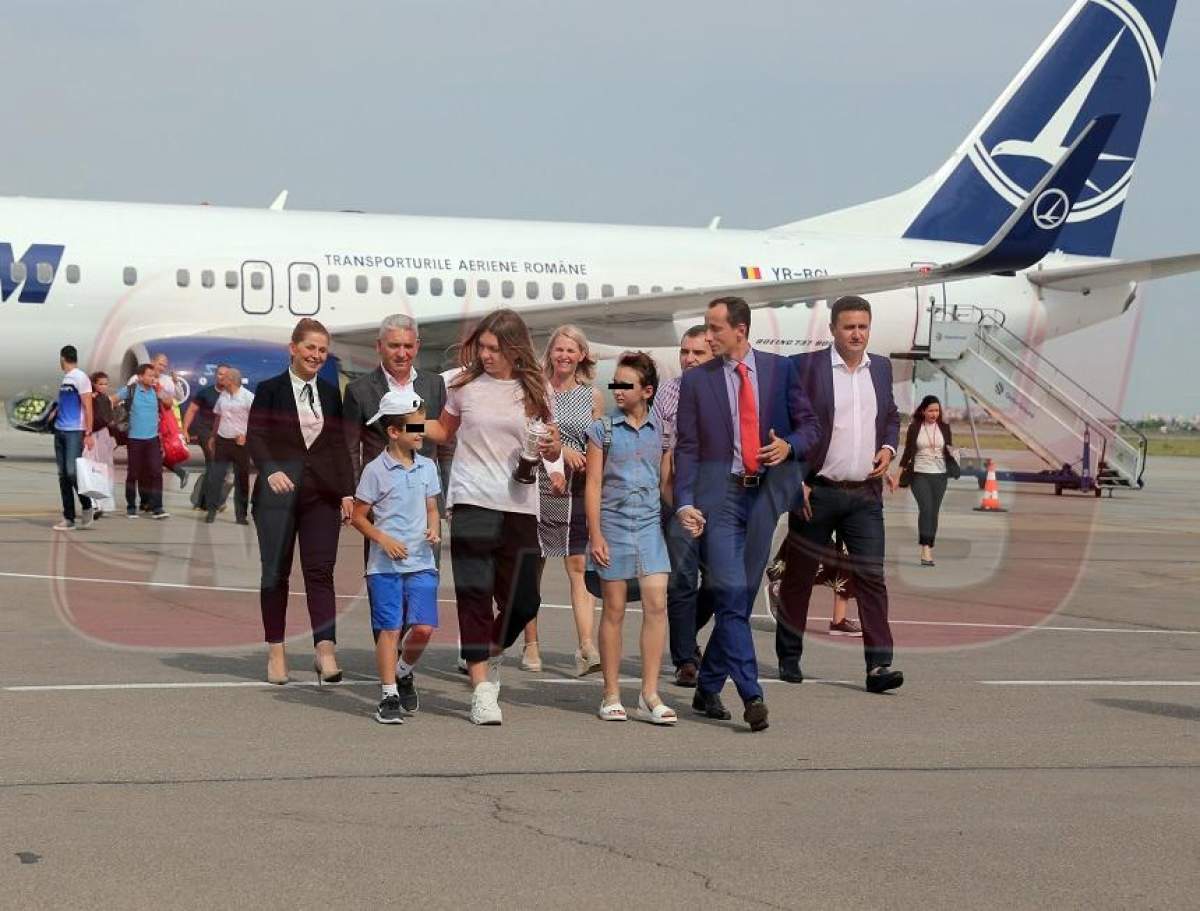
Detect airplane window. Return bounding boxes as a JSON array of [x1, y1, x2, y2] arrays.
[[526, 281, 538, 300], [674, 286, 684, 291], [627, 285, 639, 295], [65, 264, 80, 284], [478, 279, 490, 298], [453, 278, 466, 297], [251, 272, 264, 291], [9, 262, 25, 282], [575, 283, 588, 301], [201, 270, 214, 288], [651, 285, 663, 293], [225, 270, 238, 289], [296, 273, 310, 292], [123, 266, 137, 286], [501, 280, 514, 299], [601, 284, 613, 297], [552, 282, 564, 301], [405, 277, 418, 295], [176, 269, 190, 288], [355, 275, 368, 293], [430, 278, 443, 296], [326, 274, 340, 293], [805, 300, 816, 309], [381, 276, 394, 295], [38, 262, 55, 284]]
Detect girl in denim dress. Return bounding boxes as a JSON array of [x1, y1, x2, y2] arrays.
[[585, 351, 676, 725]]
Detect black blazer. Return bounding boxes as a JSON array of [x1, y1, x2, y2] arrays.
[[342, 366, 447, 479], [246, 371, 355, 503]]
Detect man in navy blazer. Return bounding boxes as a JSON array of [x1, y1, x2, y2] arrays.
[[675, 296, 817, 731], [776, 295, 905, 694]]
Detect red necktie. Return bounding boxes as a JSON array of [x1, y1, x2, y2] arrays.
[[736, 361, 759, 474]]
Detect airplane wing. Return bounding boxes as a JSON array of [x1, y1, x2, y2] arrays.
[[334, 116, 1117, 353], [1027, 251, 1200, 293]]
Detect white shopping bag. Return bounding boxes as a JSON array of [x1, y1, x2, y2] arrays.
[[76, 457, 113, 501]]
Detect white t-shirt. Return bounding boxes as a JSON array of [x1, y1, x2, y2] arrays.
[[442, 370, 556, 516], [214, 386, 255, 439], [55, 368, 92, 432]]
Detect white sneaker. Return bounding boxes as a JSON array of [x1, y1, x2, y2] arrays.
[[470, 681, 503, 725], [52, 519, 75, 531], [77, 507, 95, 530]]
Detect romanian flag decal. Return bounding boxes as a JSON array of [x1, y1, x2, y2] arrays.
[[740, 266, 762, 280]]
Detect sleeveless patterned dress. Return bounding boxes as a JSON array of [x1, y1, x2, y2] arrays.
[[538, 383, 595, 557]]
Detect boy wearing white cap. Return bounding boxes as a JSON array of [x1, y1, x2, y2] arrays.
[[351, 392, 442, 724]]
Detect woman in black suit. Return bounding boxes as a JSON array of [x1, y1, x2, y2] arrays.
[[247, 318, 355, 684], [891, 395, 957, 567]]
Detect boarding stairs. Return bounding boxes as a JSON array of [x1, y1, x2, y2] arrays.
[[900, 306, 1147, 495]]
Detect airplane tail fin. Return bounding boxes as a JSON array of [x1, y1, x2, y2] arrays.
[[775, 0, 1177, 257]]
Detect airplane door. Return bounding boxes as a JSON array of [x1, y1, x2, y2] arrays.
[[911, 261, 947, 350], [241, 260, 274, 315], [288, 262, 321, 316]]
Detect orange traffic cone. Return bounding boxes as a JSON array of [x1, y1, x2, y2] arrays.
[[974, 459, 1007, 512]]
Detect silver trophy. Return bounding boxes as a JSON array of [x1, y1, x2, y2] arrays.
[[513, 418, 550, 485]]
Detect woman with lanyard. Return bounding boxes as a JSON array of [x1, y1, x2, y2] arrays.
[[891, 394, 958, 567], [247, 318, 355, 685], [422, 308, 563, 725], [519, 325, 604, 676]]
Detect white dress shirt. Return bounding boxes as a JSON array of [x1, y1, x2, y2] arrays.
[[213, 385, 255, 439], [384, 364, 418, 398], [289, 369, 324, 449], [819, 348, 880, 482]]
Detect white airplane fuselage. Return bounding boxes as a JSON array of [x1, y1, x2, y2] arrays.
[[0, 195, 1128, 403]]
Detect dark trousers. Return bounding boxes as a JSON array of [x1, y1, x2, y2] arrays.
[[697, 481, 780, 701], [53, 429, 91, 522], [125, 438, 163, 513], [254, 486, 340, 645], [207, 436, 250, 520], [910, 472, 948, 547], [776, 482, 894, 672], [664, 509, 715, 668], [450, 505, 541, 664]]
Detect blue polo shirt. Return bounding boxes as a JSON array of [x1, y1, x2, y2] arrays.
[[355, 450, 441, 575], [118, 384, 161, 440]]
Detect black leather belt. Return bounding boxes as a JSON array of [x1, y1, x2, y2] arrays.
[[811, 476, 874, 489], [729, 473, 762, 488]]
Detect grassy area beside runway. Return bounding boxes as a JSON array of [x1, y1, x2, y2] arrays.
[[944, 425, 1200, 457]]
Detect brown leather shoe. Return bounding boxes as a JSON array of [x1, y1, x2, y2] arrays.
[[673, 662, 699, 688]]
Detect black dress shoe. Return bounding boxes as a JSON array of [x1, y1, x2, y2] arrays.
[[743, 697, 769, 732], [692, 689, 731, 720], [866, 666, 904, 694], [673, 662, 699, 688], [778, 665, 804, 684]]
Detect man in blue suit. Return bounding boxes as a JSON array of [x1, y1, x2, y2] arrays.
[[675, 296, 817, 731], [776, 295, 904, 693]]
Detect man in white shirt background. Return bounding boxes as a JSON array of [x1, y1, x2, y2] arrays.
[[775, 295, 904, 694], [205, 367, 254, 525]]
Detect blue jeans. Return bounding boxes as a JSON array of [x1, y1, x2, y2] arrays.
[[54, 429, 92, 522], [664, 509, 715, 668]]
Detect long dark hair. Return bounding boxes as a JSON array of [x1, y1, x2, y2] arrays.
[[906, 394, 952, 450], [452, 309, 551, 421]]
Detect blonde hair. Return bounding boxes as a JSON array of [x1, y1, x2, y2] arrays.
[[541, 324, 596, 383]]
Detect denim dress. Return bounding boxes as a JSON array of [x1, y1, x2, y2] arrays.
[[586, 411, 671, 581]]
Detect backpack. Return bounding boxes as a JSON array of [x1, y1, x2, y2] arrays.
[[583, 415, 643, 603]]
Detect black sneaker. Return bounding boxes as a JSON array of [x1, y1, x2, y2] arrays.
[[374, 694, 404, 724], [398, 672, 419, 714]]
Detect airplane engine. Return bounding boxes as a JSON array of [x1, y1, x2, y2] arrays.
[[122, 338, 342, 409]]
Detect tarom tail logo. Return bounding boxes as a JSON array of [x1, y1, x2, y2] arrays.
[[0, 242, 65, 303]]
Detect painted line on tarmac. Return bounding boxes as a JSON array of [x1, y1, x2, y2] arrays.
[[532, 677, 855, 686], [980, 680, 1200, 687], [3, 679, 381, 692], [2, 570, 1197, 638]]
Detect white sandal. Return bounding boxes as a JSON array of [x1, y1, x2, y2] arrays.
[[598, 697, 627, 721], [636, 693, 677, 726]]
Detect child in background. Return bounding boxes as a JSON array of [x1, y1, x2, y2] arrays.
[[585, 351, 676, 725], [352, 392, 442, 725]]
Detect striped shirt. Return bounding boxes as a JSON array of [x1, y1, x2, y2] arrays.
[[653, 376, 681, 452]]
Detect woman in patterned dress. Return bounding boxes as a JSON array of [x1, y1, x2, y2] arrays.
[[521, 326, 605, 675]]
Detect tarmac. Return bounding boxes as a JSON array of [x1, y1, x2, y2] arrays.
[[1, 424, 1196, 910]]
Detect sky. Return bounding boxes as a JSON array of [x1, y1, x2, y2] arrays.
[[5, 0, 1198, 416]]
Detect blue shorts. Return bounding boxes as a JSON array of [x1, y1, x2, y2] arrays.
[[366, 569, 440, 632]]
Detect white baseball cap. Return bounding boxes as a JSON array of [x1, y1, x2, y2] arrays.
[[366, 391, 425, 425]]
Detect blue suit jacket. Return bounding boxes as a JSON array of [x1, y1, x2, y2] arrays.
[[791, 347, 901, 479], [673, 350, 817, 517]]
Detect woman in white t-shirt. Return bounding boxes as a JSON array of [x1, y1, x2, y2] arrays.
[[892, 395, 957, 567], [424, 309, 564, 725]]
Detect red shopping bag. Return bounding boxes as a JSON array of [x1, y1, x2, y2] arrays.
[[159, 406, 189, 468]]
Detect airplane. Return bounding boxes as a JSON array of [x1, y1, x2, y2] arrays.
[[2, 0, 1196, 491]]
